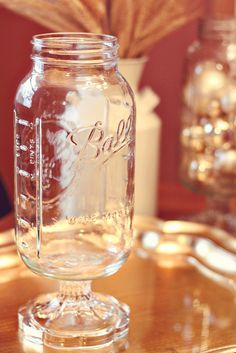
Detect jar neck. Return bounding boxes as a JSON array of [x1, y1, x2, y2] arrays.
[[32, 32, 118, 72], [199, 17, 236, 42]]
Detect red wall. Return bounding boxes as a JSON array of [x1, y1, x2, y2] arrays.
[[0, 8, 198, 205], [0, 8, 47, 200], [141, 20, 198, 184]]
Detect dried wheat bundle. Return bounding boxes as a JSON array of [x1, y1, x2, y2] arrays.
[[126, 0, 203, 57], [0, 0, 203, 57]]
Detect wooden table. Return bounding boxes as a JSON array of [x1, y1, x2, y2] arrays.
[[0, 226, 236, 353]]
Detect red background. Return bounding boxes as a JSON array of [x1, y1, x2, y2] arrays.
[[0, 8, 204, 216]]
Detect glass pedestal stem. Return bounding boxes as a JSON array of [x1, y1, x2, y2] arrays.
[[59, 280, 92, 300]]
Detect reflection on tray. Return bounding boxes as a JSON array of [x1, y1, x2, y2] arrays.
[[134, 216, 236, 290]]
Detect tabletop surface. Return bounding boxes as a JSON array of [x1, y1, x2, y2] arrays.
[[0, 231, 236, 353]]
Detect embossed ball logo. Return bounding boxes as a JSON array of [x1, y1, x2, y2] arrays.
[[67, 116, 133, 163]]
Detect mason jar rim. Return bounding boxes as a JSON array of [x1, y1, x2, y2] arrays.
[[32, 32, 118, 47], [32, 32, 119, 67]]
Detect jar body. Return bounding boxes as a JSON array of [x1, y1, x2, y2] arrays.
[[15, 37, 135, 281], [180, 18, 236, 197]]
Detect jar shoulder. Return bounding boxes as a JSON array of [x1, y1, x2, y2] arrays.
[[15, 68, 135, 123], [15, 69, 133, 102]]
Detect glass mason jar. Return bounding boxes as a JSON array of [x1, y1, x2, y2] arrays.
[[14, 33, 135, 348], [179, 18, 236, 231]]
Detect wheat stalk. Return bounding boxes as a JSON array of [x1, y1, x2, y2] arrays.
[[110, 0, 136, 57], [64, 0, 103, 33], [81, 0, 109, 33], [132, 0, 166, 44]]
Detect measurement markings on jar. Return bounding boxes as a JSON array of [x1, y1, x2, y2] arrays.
[[16, 166, 34, 180], [17, 168, 31, 178], [16, 118, 32, 127], [20, 193, 28, 201], [35, 117, 43, 258], [17, 216, 31, 230], [20, 144, 28, 152]]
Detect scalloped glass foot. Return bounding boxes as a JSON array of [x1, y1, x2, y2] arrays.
[[18, 281, 129, 350]]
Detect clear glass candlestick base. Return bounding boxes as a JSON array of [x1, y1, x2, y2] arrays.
[[18, 281, 129, 349]]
